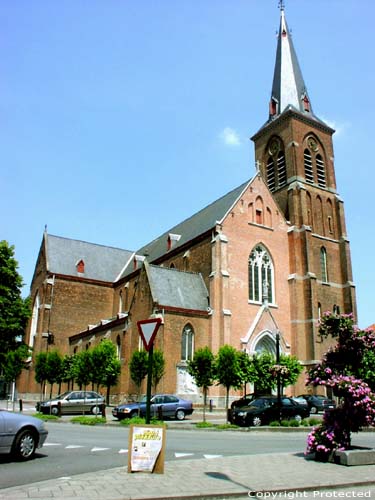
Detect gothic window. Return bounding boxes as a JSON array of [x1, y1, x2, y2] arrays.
[[116, 335, 121, 360], [318, 302, 322, 320], [277, 151, 287, 187], [316, 154, 326, 187], [119, 291, 123, 313], [304, 149, 314, 183], [248, 245, 274, 304], [181, 324, 194, 361], [29, 292, 40, 352], [320, 247, 328, 283], [333, 304, 340, 315], [266, 156, 275, 192]]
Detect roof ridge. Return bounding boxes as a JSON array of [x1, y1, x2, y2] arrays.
[[47, 233, 133, 253]]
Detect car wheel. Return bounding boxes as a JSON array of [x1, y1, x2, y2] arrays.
[[91, 406, 101, 415], [13, 429, 37, 461], [130, 410, 138, 418], [175, 409, 185, 421], [51, 406, 59, 416], [310, 406, 317, 414], [252, 416, 262, 426], [294, 414, 302, 423]]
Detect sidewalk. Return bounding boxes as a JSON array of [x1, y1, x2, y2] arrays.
[[1, 450, 375, 500], [1, 403, 375, 499]]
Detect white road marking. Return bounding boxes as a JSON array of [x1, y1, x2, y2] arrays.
[[43, 442, 62, 446], [203, 454, 223, 459], [119, 449, 128, 454], [175, 453, 194, 458], [91, 447, 110, 452], [65, 445, 84, 449]]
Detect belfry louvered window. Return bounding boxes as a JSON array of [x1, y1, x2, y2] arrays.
[[249, 245, 274, 303], [320, 247, 328, 283], [277, 151, 287, 187], [266, 156, 276, 192], [304, 149, 314, 183], [316, 154, 326, 187]]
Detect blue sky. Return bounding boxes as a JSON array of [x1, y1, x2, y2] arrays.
[[1, 1, 374, 329]]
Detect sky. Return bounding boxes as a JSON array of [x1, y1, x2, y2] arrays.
[[1, 0, 374, 329]]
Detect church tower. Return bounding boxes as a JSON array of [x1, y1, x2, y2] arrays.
[[251, 4, 357, 366]]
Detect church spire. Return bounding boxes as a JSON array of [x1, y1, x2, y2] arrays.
[[269, 3, 313, 119]]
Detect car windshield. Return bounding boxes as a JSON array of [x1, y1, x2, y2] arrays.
[[248, 399, 268, 408]]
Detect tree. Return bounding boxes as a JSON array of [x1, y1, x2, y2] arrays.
[[151, 349, 165, 392], [305, 312, 375, 460], [236, 350, 252, 396], [72, 350, 93, 390], [188, 346, 215, 422], [35, 352, 49, 401], [273, 354, 303, 393], [247, 353, 275, 395], [215, 345, 243, 422], [92, 340, 121, 404], [45, 350, 64, 398], [129, 350, 148, 404], [0, 241, 31, 374], [61, 355, 75, 391]]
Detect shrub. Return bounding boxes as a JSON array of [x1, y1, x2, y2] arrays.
[[70, 416, 107, 425]]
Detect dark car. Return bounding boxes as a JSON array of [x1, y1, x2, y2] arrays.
[[112, 394, 193, 421], [298, 394, 336, 414], [36, 390, 105, 416], [231, 396, 310, 427], [0, 410, 48, 460]]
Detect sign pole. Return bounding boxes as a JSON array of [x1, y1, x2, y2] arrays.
[[146, 344, 153, 424]]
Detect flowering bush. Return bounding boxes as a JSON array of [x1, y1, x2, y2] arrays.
[[305, 313, 375, 461]]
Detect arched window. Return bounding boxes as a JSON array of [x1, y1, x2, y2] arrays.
[[266, 156, 275, 192], [119, 291, 123, 313], [316, 154, 326, 187], [318, 302, 322, 320], [320, 247, 328, 283], [277, 151, 287, 187], [254, 333, 277, 356], [304, 149, 314, 183], [116, 335, 121, 359], [29, 292, 40, 351], [181, 324, 194, 361], [248, 245, 274, 304]]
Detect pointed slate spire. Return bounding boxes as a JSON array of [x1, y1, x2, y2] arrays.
[[269, 2, 313, 119]]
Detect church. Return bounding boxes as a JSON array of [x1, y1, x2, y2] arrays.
[[19, 5, 357, 405]]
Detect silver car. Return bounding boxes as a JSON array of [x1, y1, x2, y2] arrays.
[[0, 410, 48, 460], [36, 390, 105, 415]]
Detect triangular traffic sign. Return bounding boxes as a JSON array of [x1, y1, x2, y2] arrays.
[[137, 318, 162, 351]]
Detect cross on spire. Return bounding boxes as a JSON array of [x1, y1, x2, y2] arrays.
[[278, 0, 285, 11]]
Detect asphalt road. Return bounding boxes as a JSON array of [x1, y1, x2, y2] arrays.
[[1, 422, 375, 490]]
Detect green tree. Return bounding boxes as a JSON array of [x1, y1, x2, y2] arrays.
[[45, 350, 63, 398], [3, 345, 32, 383], [129, 350, 148, 404], [35, 351, 48, 401], [247, 352, 275, 395], [277, 354, 303, 393], [72, 350, 93, 390], [215, 345, 243, 422], [61, 355, 75, 391], [188, 346, 215, 422], [0, 241, 31, 373], [92, 340, 121, 404], [236, 350, 253, 396], [151, 349, 165, 392]]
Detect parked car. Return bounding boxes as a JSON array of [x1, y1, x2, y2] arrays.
[[36, 390, 105, 416], [231, 396, 310, 427], [297, 394, 336, 414], [0, 410, 48, 460], [230, 393, 257, 409], [291, 396, 309, 409], [112, 394, 194, 421]]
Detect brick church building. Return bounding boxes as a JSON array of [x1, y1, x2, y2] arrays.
[[19, 6, 357, 405]]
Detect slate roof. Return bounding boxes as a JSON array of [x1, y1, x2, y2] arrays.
[[147, 264, 209, 312], [45, 234, 133, 282], [119, 179, 251, 279]]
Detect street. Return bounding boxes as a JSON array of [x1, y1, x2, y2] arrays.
[[1, 421, 375, 490]]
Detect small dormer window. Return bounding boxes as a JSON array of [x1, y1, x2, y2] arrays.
[[133, 254, 145, 271], [76, 259, 85, 274], [302, 94, 310, 112], [167, 233, 181, 251], [269, 97, 278, 117]]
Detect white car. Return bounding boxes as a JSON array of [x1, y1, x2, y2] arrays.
[[36, 390, 105, 415], [0, 410, 48, 460]]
